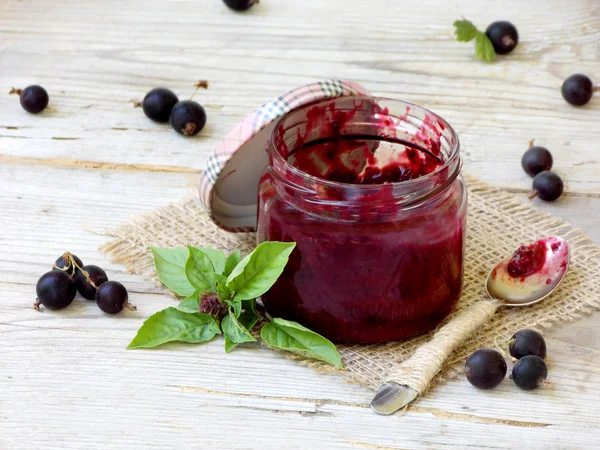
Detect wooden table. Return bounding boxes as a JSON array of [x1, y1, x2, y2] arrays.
[[1, 1, 599, 448]]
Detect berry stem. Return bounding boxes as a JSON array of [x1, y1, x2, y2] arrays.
[[182, 122, 197, 136], [528, 190, 538, 200], [52, 252, 73, 274], [67, 253, 99, 289], [9, 87, 22, 96], [190, 80, 209, 100], [124, 302, 137, 311], [528, 138, 535, 149], [132, 101, 142, 108], [593, 86, 600, 93], [493, 335, 508, 358], [33, 298, 41, 311]]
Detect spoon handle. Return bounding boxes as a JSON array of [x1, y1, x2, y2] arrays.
[[371, 299, 501, 414]]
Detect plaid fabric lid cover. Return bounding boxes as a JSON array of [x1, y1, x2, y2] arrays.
[[198, 79, 370, 232]]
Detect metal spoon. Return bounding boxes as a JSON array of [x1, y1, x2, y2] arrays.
[[371, 236, 570, 415]]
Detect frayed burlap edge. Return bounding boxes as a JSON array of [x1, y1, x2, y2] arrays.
[[99, 174, 600, 393]]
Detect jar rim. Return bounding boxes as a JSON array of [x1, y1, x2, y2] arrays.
[[266, 95, 461, 194]]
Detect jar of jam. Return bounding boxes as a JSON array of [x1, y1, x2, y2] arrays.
[[256, 96, 466, 344]]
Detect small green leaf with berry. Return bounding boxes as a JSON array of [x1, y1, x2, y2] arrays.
[[453, 18, 496, 63], [453, 19, 478, 42], [475, 31, 496, 63]]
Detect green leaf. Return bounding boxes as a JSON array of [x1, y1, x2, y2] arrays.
[[475, 31, 496, 63], [215, 273, 233, 302], [151, 247, 194, 297], [177, 292, 200, 313], [226, 241, 296, 301], [223, 250, 242, 277], [260, 318, 343, 369], [192, 247, 226, 275], [226, 299, 260, 353], [225, 296, 242, 317], [185, 246, 217, 293], [222, 309, 256, 353], [239, 299, 259, 330], [224, 336, 237, 353], [127, 307, 221, 349], [453, 19, 478, 42]]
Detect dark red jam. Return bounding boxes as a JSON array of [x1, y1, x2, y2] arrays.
[[258, 97, 465, 344], [290, 135, 443, 184], [507, 242, 547, 278]]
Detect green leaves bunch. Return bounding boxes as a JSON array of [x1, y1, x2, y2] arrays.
[[127, 241, 343, 369], [453, 19, 495, 63]]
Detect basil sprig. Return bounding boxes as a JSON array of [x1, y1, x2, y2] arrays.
[[128, 242, 343, 369]]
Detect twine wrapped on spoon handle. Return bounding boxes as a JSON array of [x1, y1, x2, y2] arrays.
[[384, 299, 501, 395]]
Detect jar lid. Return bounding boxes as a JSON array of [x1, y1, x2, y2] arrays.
[[198, 79, 370, 231]]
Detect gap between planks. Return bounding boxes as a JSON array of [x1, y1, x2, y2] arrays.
[[168, 385, 550, 428], [1, 153, 598, 198], [0, 154, 202, 174], [345, 442, 411, 450]]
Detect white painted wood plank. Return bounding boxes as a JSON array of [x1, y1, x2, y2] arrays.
[[2, 290, 600, 450], [0, 165, 597, 290], [1, 165, 600, 449], [1, 0, 600, 448], [0, 0, 599, 193]]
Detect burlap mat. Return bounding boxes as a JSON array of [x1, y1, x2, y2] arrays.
[[100, 175, 600, 392]]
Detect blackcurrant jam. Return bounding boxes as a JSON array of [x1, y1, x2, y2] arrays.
[[257, 97, 466, 344]]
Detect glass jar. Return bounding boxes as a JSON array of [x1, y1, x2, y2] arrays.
[[257, 96, 466, 344]]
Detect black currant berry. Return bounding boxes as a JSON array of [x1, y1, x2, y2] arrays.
[[141, 88, 179, 123], [465, 348, 507, 389], [76, 265, 109, 300], [531, 171, 564, 201], [169, 100, 206, 136], [96, 281, 135, 314], [509, 329, 547, 360], [223, 0, 259, 11], [521, 146, 553, 177], [511, 355, 548, 390], [485, 21, 519, 55], [562, 74, 594, 106], [35, 270, 77, 311], [53, 253, 84, 277], [9, 85, 49, 114]]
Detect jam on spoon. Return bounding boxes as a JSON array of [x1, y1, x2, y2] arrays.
[[507, 241, 547, 277]]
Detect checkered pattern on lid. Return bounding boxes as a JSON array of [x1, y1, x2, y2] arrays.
[[198, 79, 370, 232]]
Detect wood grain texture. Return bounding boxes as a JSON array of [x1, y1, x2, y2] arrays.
[[1, 0, 600, 448], [1, 0, 599, 193]]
